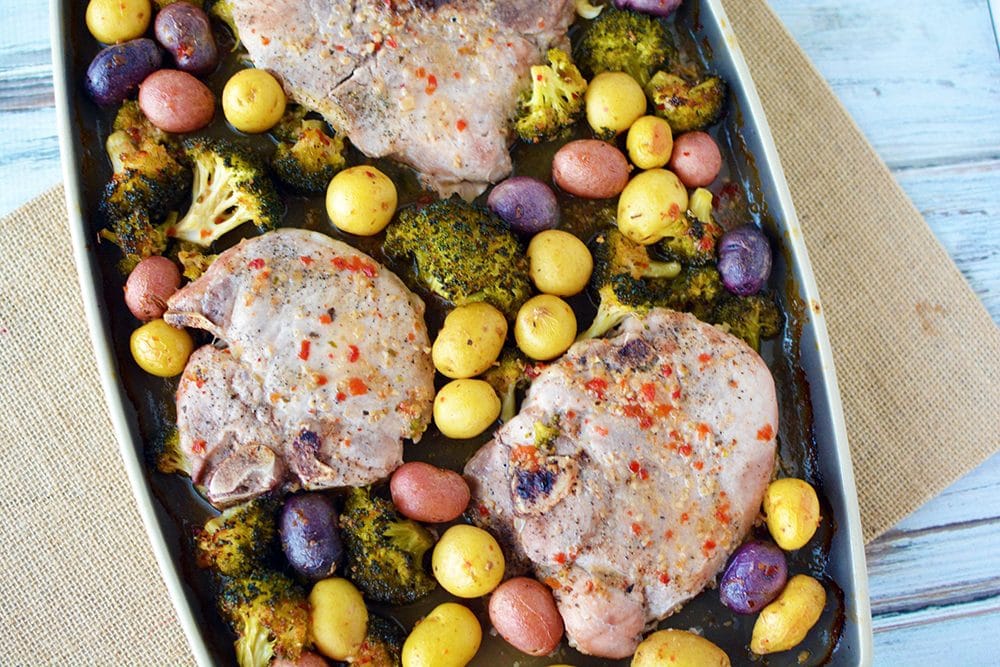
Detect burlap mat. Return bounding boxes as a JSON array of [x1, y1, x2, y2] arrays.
[[1, 0, 998, 663]]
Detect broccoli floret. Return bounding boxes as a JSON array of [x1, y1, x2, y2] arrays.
[[383, 198, 532, 319], [170, 138, 282, 247], [271, 107, 347, 193], [579, 272, 659, 340], [482, 348, 535, 422], [660, 213, 723, 266], [99, 210, 171, 273], [340, 487, 436, 605], [218, 570, 310, 667], [713, 294, 782, 351], [647, 71, 727, 132], [209, 0, 240, 48], [661, 265, 724, 320], [154, 428, 192, 476], [514, 48, 587, 143], [176, 242, 218, 280], [575, 8, 673, 86], [354, 615, 405, 667], [195, 498, 278, 577]]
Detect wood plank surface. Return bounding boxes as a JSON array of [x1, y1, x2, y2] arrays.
[[1, 1, 998, 664]]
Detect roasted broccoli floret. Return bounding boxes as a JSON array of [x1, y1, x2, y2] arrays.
[[661, 265, 725, 320], [482, 348, 535, 422], [575, 8, 673, 86], [354, 615, 405, 667], [579, 272, 659, 340], [594, 227, 683, 281], [99, 210, 171, 273], [647, 71, 727, 132], [176, 242, 218, 280], [660, 214, 723, 266], [194, 498, 279, 577], [170, 138, 282, 247], [218, 570, 310, 667], [271, 107, 347, 193], [154, 428, 192, 476], [209, 0, 240, 48], [383, 198, 532, 319], [340, 487, 436, 605], [514, 48, 587, 143], [713, 294, 782, 351]]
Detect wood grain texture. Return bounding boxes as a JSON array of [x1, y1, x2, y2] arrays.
[[1, 0, 998, 664]]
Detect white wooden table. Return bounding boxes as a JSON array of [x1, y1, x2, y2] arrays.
[[2, 1, 998, 663]]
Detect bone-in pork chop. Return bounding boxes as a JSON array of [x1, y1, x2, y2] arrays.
[[165, 229, 435, 507], [228, 0, 576, 198], [465, 309, 778, 658]]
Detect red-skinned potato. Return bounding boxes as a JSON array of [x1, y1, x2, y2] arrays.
[[390, 461, 471, 523], [139, 69, 215, 133], [124, 256, 181, 321], [271, 651, 330, 667], [552, 140, 629, 199], [488, 577, 564, 656], [669, 131, 723, 187]]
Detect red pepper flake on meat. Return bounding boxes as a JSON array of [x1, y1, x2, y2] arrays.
[[680, 512, 690, 524], [757, 424, 774, 441], [456, 119, 467, 132], [191, 439, 206, 455], [318, 313, 333, 325], [477, 502, 490, 518], [335, 391, 347, 403], [261, 35, 270, 46], [661, 363, 673, 377], [640, 382, 657, 402], [585, 377, 608, 400], [299, 255, 313, 265], [678, 443, 693, 457], [452, 71, 461, 80], [510, 445, 540, 470], [629, 460, 641, 474], [332, 255, 378, 277], [696, 422, 712, 438], [415, 66, 426, 78], [248, 258, 265, 270], [623, 404, 654, 430], [554, 552, 567, 565], [631, 522, 643, 536], [347, 345, 360, 363], [298, 340, 311, 361], [314, 374, 328, 387], [385, 35, 398, 48], [672, 387, 682, 400], [693, 460, 704, 471], [702, 539, 717, 555], [425, 74, 438, 95], [698, 353, 712, 364], [715, 503, 731, 525], [348, 378, 368, 396], [658, 572, 671, 585], [654, 404, 673, 418]]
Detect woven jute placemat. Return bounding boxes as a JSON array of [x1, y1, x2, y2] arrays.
[[1, 0, 997, 663]]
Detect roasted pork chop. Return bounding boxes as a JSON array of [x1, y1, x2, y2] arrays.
[[165, 229, 435, 507], [465, 309, 778, 658], [228, 0, 576, 198]]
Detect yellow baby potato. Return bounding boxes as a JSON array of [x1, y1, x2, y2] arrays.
[[432, 302, 508, 379], [626, 116, 674, 170], [616, 169, 689, 245], [433, 379, 501, 439], [86, 0, 151, 44], [751, 574, 826, 655], [631, 629, 731, 667], [688, 187, 714, 224], [514, 294, 577, 361], [326, 166, 398, 236], [586, 72, 647, 138], [431, 525, 505, 598], [763, 477, 821, 550], [527, 230, 593, 297], [308, 577, 368, 661], [402, 602, 482, 667], [222, 69, 287, 133], [130, 319, 193, 377]]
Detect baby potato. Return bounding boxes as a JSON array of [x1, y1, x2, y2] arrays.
[[326, 166, 398, 236], [627, 116, 674, 170], [617, 169, 689, 245], [586, 72, 647, 138], [130, 319, 193, 377], [433, 379, 501, 439], [402, 602, 482, 667], [632, 629, 730, 667], [750, 574, 827, 655], [514, 295, 577, 361], [222, 68, 287, 133], [309, 577, 368, 661], [489, 577, 564, 656], [763, 478, 821, 550], [86, 0, 151, 44], [432, 525, 505, 598], [432, 302, 507, 379], [527, 230, 593, 297]]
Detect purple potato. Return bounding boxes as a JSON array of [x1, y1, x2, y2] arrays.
[[718, 225, 772, 296], [279, 493, 343, 581], [719, 540, 788, 614], [155, 2, 219, 75], [85, 38, 162, 106], [614, 0, 683, 17], [487, 176, 560, 234]]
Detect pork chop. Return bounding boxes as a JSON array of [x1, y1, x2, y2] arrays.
[[165, 229, 435, 507], [228, 0, 576, 198], [464, 309, 778, 658]]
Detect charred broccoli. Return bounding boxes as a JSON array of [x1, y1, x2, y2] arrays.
[[575, 8, 673, 86], [176, 242, 218, 280], [514, 48, 587, 143], [209, 0, 240, 48], [383, 198, 532, 319], [271, 107, 346, 193], [579, 272, 659, 340], [218, 570, 310, 667], [354, 615, 405, 667], [194, 498, 278, 577], [647, 71, 727, 132], [595, 227, 682, 281], [170, 138, 282, 247], [713, 294, 781, 350], [339, 487, 436, 605], [154, 428, 191, 476], [482, 348, 535, 422], [660, 213, 723, 266], [661, 265, 725, 320]]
